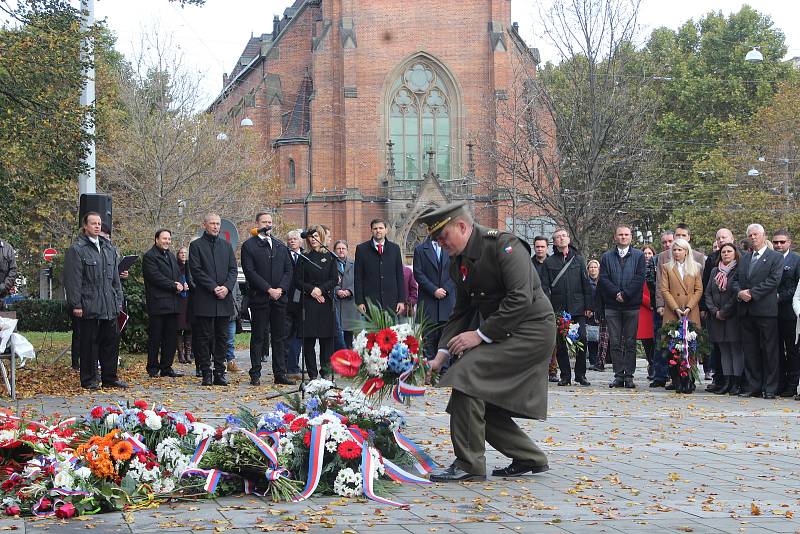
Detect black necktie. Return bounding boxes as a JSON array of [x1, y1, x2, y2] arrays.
[[749, 251, 760, 275]]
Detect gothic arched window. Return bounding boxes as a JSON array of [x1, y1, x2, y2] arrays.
[[288, 158, 296, 187], [389, 62, 452, 180]]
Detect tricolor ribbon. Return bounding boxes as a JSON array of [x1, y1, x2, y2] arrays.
[[393, 430, 437, 474], [50, 488, 91, 497], [180, 467, 224, 493], [31, 497, 65, 517], [391, 368, 426, 403], [292, 426, 326, 502], [681, 316, 690, 366], [382, 458, 432, 484], [238, 429, 279, 466], [190, 437, 211, 466], [122, 432, 148, 453], [361, 445, 408, 508]]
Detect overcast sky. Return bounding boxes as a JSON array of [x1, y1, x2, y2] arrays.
[[93, 0, 800, 108]]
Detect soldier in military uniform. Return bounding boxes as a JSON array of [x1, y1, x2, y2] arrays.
[[422, 202, 556, 482]]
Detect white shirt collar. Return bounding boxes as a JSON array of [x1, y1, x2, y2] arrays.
[[373, 239, 385, 249], [754, 245, 768, 256], [88, 236, 100, 245], [258, 234, 271, 243], [617, 246, 630, 257], [784, 250, 790, 258]]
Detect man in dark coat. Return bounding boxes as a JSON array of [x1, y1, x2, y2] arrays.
[[283, 230, 303, 378], [142, 228, 185, 379], [424, 203, 555, 482], [541, 229, 593, 386], [63, 212, 126, 390], [413, 236, 456, 361], [0, 239, 17, 310], [731, 223, 784, 399], [531, 236, 548, 286], [771, 230, 799, 397], [188, 213, 238, 386], [599, 224, 646, 388], [353, 219, 406, 315], [241, 212, 294, 386]]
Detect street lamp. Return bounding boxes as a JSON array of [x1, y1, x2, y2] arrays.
[[240, 117, 253, 127], [216, 132, 228, 141], [745, 47, 763, 63], [747, 168, 760, 177]]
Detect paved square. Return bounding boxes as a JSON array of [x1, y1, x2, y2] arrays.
[[2, 357, 800, 533]]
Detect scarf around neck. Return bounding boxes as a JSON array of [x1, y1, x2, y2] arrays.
[[715, 260, 737, 291]]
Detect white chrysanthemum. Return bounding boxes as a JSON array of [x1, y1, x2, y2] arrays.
[[104, 413, 120, 427], [0, 430, 16, 443], [364, 344, 388, 376], [369, 448, 386, 476], [304, 378, 335, 397], [392, 323, 414, 339], [53, 469, 75, 490], [74, 466, 92, 480], [333, 468, 363, 497], [325, 440, 338, 453], [352, 330, 369, 352]]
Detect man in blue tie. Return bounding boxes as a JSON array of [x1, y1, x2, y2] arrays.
[[413, 236, 456, 362]]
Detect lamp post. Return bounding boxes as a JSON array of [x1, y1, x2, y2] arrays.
[[78, 0, 96, 195]]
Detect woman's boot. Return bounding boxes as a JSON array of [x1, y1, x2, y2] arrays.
[[715, 376, 731, 395], [176, 334, 186, 364]]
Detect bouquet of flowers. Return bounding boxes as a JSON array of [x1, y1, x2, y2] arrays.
[[658, 317, 709, 393], [556, 311, 583, 357], [330, 302, 433, 404]]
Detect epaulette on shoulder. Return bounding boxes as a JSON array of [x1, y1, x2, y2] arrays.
[[485, 229, 500, 239]]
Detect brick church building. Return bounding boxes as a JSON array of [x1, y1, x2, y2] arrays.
[[209, 0, 551, 257]]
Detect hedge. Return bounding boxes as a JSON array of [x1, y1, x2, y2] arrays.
[[8, 299, 71, 332]]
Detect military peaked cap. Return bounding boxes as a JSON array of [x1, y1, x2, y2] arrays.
[[417, 202, 468, 239]]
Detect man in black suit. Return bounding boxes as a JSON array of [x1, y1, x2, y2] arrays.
[[731, 223, 784, 399], [772, 230, 800, 397], [142, 229, 185, 379], [532, 236, 548, 284], [283, 229, 303, 378], [354, 218, 406, 315], [188, 213, 238, 386], [241, 212, 295, 386], [413, 236, 456, 361]]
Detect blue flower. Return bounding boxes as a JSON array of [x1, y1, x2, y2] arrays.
[[560, 311, 572, 322], [388, 344, 412, 374], [225, 414, 241, 427], [275, 402, 292, 413], [305, 398, 320, 412]]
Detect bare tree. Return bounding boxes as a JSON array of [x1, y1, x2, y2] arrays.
[[99, 31, 278, 250], [481, 0, 658, 253]]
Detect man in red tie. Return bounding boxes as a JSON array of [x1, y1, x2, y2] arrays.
[[353, 219, 406, 316]]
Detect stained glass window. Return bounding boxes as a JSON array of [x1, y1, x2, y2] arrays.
[[389, 62, 452, 180]]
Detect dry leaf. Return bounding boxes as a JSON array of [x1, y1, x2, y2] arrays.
[[751, 502, 762, 516]]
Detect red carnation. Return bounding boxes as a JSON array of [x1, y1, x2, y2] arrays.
[[376, 328, 398, 353], [54, 441, 66, 453], [136, 412, 147, 424], [214, 427, 224, 441], [4, 505, 20, 516], [175, 423, 187, 437], [404, 335, 420, 354], [184, 411, 196, 423], [283, 413, 296, 424], [331, 349, 363, 377], [55, 502, 76, 519], [1, 479, 16, 491], [90, 406, 104, 419], [134, 400, 148, 410], [289, 417, 308, 433], [38, 498, 52, 511], [337, 440, 362, 460], [366, 332, 378, 350], [303, 430, 311, 448], [362, 377, 385, 396]]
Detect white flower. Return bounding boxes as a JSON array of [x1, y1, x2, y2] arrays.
[[74, 467, 92, 480], [304, 378, 335, 397], [0, 430, 16, 443], [333, 468, 363, 497], [53, 469, 75, 490], [325, 440, 338, 453], [105, 413, 120, 427], [143, 410, 162, 430]]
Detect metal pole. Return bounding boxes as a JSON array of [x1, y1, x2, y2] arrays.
[[78, 0, 96, 195]]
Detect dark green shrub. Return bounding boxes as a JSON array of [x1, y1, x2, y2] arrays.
[[119, 252, 147, 354], [9, 299, 71, 331]]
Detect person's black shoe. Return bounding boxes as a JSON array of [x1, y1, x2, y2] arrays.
[[649, 380, 666, 388], [213, 374, 229, 386], [739, 390, 760, 398], [161, 370, 184, 378], [608, 379, 624, 388], [624, 379, 635, 389], [548, 376, 559, 383], [763, 392, 776, 399], [665, 383, 676, 391], [557, 379, 571, 386], [250, 376, 261, 386], [102, 380, 128, 389], [795, 394, 800, 401], [587, 365, 601, 372], [148, 372, 160, 378], [779, 389, 797, 398], [429, 464, 485, 482], [575, 377, 591, 386], [82, 382, 100, 391], [275, 376, 296, 385], [201, 372, 213, 386], [491, 461, 549, 477]]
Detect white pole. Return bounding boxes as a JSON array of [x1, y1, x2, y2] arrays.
[[78, 0, 96, 195]]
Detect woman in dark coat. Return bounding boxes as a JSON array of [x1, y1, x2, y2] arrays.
[[176, 246, 192, 364], [704, 242, 743, 395], [295, 225, 338, 379]]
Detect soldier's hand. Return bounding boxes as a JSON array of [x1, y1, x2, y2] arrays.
[[427, 351, 449, 381], [447, 331, 482, 356]]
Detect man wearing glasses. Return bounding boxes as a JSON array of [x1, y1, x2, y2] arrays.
[[772, 230, 800, 398]]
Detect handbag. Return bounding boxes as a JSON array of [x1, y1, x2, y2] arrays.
[[586, 324, 600, 342]]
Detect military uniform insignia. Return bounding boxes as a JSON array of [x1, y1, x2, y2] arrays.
[[504, 245, 513, 254], [321, 258, 327, 262], [486, 230, 499, 238]]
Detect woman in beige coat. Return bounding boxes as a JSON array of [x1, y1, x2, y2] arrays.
[[659, 238, 704, 326]]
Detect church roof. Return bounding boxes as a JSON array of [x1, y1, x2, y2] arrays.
[[278, 71, 313, 142], [228, 35, 268, 81]]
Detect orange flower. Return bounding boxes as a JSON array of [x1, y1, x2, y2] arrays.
[[111, 441, 133, 461]]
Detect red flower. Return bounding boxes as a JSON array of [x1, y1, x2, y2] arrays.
[[4, 505, 20, 516], [134, 400, 148, 410], [38, 498, 52, 511], [54, 441, 66, 453], [331, 349, 363, 377], [283, 413, 296, 424], [404, 335, 420, 355], [184, 412, 196, 423], [289, 417, 308, 433], [55, 502, 76, 519], [175, 423, 187, 437], [362, 377, 385, 396], [214, 428, 224, 441], [459, 265, 468, 281], [337, 440, 362, 460], [303, 430, 312, 448], [136, 412, 147, 424], [90, 406, 104, 419], [340, 417, 349, 426], [366, 332, 378, 350], [1, 479, 16, 491], [376, 329, 398, 353]]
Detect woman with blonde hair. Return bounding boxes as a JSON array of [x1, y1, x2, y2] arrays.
[[659, 238, 704, 393]]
